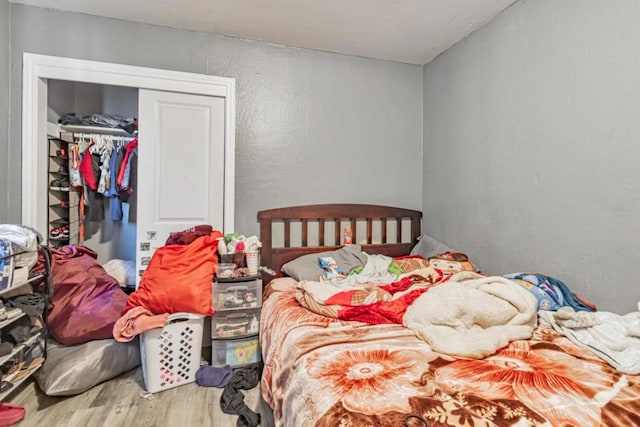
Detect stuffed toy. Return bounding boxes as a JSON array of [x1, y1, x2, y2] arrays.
[[427, 251, 476, 276], [318, 257, 346, 279]]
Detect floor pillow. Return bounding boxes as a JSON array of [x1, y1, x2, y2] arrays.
[[34, 338, 140, 396]]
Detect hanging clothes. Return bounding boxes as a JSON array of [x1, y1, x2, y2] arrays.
[[90, 135, 113, 195], [74, 133, 137, 223], [68, 145, 82, 189], [117, 139, 138, 191], [106, 143, 123, 221], [125, 150, 138, 223], [79, 141, 97, 190]]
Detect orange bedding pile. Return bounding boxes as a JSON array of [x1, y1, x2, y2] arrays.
[[124, 230, 222, 315]]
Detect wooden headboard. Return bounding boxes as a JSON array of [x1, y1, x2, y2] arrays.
[[257, 204, 422, 280]]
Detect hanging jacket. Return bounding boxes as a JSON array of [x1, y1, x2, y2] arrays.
[[117, 139, 138, 190], [79, 143, 97, 190], [118, 151, 137, 203]]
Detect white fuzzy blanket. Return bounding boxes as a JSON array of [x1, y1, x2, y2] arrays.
[[403, 271, 538, 358]]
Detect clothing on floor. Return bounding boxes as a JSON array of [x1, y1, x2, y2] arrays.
[[220, 362, 263, 427], [195, 364, 233, 388]]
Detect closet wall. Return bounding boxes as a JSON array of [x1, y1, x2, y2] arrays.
[[47, 80, 138, 264]]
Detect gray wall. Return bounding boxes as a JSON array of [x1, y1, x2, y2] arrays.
[[0, 0, 9, 221], [5, 4, 423, 238], [422, 0, 640, 314]]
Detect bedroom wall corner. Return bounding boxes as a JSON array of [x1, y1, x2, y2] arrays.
[[0, 0, 10, 223], [422, 0, 640, 314]]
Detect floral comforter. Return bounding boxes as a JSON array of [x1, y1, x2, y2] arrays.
[[260, 277, 640, 427]]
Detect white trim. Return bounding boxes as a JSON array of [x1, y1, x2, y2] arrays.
[[224, 79, 236, 234], [22, 53, 235, 237], [58, 124, 133, 136], [46, 121, 60, 137]]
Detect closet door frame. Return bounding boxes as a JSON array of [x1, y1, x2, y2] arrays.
[[21, 53, 236, 239]]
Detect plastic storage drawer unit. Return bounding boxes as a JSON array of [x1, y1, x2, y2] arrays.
[[213, 279, 262, 311], [211, 336, 260, 367], [211, 308, 261, 339]]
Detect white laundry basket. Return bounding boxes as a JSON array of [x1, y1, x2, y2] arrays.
[[140, 312, 204, 393]]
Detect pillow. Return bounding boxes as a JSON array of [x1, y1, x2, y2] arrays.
[[103, 259, 136, 286], [410, 235, 483, 273], [281, 244, 368, 281], [34, 338, 141, 396], [410, 234, 454, 259]]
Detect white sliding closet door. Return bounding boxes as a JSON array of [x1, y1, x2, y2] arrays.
[[136, 89, 226, 285]]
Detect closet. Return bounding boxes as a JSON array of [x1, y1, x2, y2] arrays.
[[46, 81, 138, 268], [23, 54, 236, 287]]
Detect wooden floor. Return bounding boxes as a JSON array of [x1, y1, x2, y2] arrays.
[[7, 366, 275, 427]]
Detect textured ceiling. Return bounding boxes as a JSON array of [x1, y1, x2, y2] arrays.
[[10, 0, 519, 64]]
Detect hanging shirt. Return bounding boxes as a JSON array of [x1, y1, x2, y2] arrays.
[[107, 147, 123, 222], [79, 143, 97, 190], [90, 135, 113, 194]]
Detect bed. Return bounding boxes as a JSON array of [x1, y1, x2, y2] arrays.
[[257, 204, 640, 427]]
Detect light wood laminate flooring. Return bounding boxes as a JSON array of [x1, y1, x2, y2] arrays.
[[6, 367, 275, 427]]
